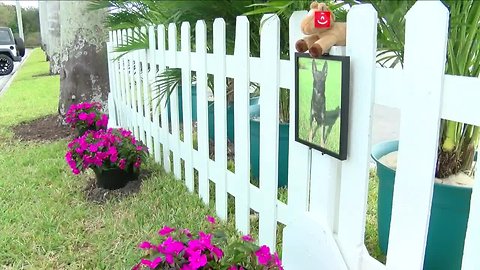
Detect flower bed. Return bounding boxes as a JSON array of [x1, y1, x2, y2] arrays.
[[134, 216, 283, 270], [65, 128, 148, 175]]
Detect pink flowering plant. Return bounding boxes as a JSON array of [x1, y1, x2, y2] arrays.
[[133, 216, 283, 270], [65, 102, 108, 135], [65, 128, 148, 175]]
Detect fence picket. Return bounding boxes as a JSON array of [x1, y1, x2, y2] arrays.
[[181, 22, 194, 192], [213, 18, 228, 219], [386, 2, 449, 269], [167, 23, 182, 179], [157, 24, 170, 173], [127, 28, 136, 131], [233, 16, 251, 234], [257, 14, 280, 250], [148, 25, 161, 163], [284, 10, 311, 223], [195, 20, 209, 196], [119, 29, 128, 128], [336, 4, 377, 268]]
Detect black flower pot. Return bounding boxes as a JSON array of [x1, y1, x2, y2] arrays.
[[93, 167, 139, 190]]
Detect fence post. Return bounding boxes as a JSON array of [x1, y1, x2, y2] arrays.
[[386, 2, 449, 269], [335, 4, 377, 269]]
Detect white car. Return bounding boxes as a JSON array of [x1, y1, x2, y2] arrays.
[[0, 27, 25, 76]]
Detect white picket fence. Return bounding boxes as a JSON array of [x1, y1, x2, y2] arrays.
[[106, 1, 480, 269]]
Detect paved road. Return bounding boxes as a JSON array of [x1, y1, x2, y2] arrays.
[[0, 49, 30, 94]]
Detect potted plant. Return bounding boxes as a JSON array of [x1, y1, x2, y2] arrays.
[[347, 0, 480, 268], [133, 215, 283, 270], [65, 128, 149, 190], [65, 102, 109, 137]]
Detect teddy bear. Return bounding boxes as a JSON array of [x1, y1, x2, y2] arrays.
[[295, 1, 347, 58]]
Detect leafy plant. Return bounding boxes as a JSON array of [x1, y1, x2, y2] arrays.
[[65, 102, 109, 136], [133, 216, 283, 270], [345, 0, 480, 178], [65, 128, 149, 175], [92, 0, 347, 123]]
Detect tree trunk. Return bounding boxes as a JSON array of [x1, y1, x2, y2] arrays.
[[46, 0, 60, 74], [38, 0, 49, 60], [57, 1, 110, 117]]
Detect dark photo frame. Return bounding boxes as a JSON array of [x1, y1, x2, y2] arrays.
[[294, 53, 350, 160]]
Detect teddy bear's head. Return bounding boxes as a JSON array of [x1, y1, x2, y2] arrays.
[[301, 1, 336, 35]]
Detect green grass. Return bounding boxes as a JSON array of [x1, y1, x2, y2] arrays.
[[297, 58, 342, 154], [0, 49, 239, 269]]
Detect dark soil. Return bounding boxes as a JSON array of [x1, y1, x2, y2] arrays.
[[84, 169, 153, 204], [13, 114, 74, 142]]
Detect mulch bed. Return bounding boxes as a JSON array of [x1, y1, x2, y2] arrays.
[[12, 114, 74, 142], [83, 169, 153, 204]]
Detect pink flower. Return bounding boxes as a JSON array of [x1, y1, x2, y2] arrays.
[[118, 159, 126, 170], [161, 237, 185, 254], [134, 160, 141, 168], [131, 263, 141, 270], [140, 257, 162, 269], [206, 216, 215, 224], [211, 246, 223, 260], [138, 241, 154, 250], [181, 265, 193, 270], [255, 245, 272, 266], [198, 231, 213, 249], [241, 234, 254, 242], [188, 250, 207, 269], [136, 146, 143, 151], [182, 228, 192, 238], [158, 226, 175, 236], [78, 112, 88, 121], [274, 252, 283, 269]]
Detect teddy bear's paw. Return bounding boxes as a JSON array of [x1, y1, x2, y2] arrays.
[[309, 44, 323, 58], [295, 39, 309, 53]]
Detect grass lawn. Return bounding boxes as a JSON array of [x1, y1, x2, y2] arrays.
[[0, 49, 238, 269], [0, 48, 385, 268]]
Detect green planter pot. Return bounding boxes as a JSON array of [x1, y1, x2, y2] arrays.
[[371, 140, 472, 270], [208, 97, 260, 142], [167, 85, 198, 123], [249, 100, 289, 188]]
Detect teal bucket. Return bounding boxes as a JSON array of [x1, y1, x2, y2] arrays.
[[208, 97, 260, 142], [167, 85, 198, 123], [249, 101, 289, 188], [371, 140, 472, 270]]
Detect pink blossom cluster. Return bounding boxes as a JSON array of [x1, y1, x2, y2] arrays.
[[65, 102, 108, 131], [133, 216, 283, 270], [65, 128, 148, 175]]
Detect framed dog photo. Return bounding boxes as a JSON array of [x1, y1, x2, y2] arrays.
[[294, 53, 350, 160]]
